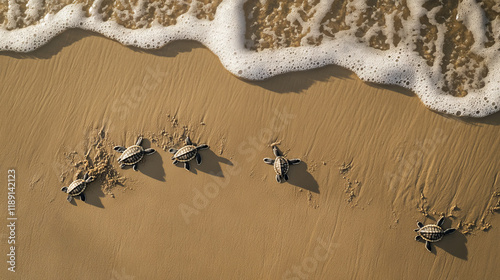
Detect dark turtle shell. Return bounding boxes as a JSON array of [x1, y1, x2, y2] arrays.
[[119, 145, 144, 165], [67, 179, 87, 196], [173, 145, 197, 162], [417, 225, 444, 242], [273, 156, 289, 176]]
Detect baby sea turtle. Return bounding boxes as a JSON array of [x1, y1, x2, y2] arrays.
[[415, 217, 456, 252], [263, 146, 301, 183], [168, 136, 209, 171], [61, 172, 95, 202], [114, 136, 156, 171]]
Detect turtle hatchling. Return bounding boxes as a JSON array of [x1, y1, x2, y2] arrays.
[[415, 216, 456, 252], [263, 146, 301, 183], [61, 172, 95, 202], [169, 136, 209, 171], [114, 136, 156, 171]]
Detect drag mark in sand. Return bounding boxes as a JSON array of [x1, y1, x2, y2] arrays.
[[179, 107, 295, 224], [339, 160, 362, 205], [53, 129, 126, 199], [490, 191, 500, 214]]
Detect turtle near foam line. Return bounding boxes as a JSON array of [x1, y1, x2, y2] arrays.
[[114, 136, 156, 171], [61, 172, 95, 202], [263, 146, 301, 183], [169, 136, 209, 171], [415, 216, 456, 252]]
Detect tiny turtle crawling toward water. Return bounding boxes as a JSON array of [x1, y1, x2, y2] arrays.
[[114, 137, 156, 171], [415, 216, 456, 252], [263, 146, 301, 183], [61, 172, 95, 202], [169, 136, 209, 171]]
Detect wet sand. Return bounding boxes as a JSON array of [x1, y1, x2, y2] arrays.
[[1, 29, 500, 279]]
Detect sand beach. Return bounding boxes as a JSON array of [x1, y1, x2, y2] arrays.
[[1, 27, 500, 279]]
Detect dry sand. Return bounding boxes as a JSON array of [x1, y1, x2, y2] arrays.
[[1, 29, 500, 279]]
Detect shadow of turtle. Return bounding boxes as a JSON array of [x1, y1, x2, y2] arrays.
[[195, 149, 233, 177], [435, 219, 468, 260], [81, 177, 106, 208], [172, 149, 232, 177], [434, 231, 468, 260], [138, 139, 166, 181], [68, 197, 78, 206], [286, 162, 320, 194]]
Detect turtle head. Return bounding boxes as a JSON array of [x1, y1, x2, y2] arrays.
[[272, 145, 281, 157]]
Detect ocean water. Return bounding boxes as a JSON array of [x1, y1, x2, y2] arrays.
[[1, 0, 499, 117]]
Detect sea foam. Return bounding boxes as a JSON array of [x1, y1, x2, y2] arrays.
[[1, 0, 500, 117]]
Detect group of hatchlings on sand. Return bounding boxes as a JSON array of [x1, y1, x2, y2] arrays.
[[60, 136, 456, 252]]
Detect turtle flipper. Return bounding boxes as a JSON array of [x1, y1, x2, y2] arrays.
[[444, 228, 456, 235], [61, 187, 68, 192], [437, 217, 445, 227], [144, 148, 156, 155], [120, 163, 126, 169], [284, 174, 289, 181], [168, 148, 178, 154], [417, 222, 424, 228], [85, 176, 95, 183], [114, 146, 126, 153], [425, 241, 432, 252], [185, 137, 192, 145], [196, 144, 209, 150], [196, 153, 202, 165], [272, 146, 280, 157], [288, 159, 301, 165], [133, 164, 138, 171], [184, 162, 190, 171], [80, 193, 86, 202], [415, 235, 422, 241], [67, 195, 73, 202], [263, 158, 274, 165], [276, 174, 281, 183], [136, 137, 143, 146], [173, 160, 179, 165]]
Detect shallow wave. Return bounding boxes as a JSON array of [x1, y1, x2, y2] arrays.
[[1, 0, 500, 117]]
